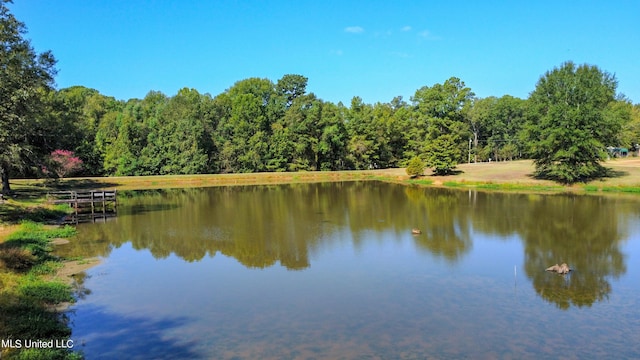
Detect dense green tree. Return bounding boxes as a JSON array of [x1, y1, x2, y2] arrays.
[[346, 97, 378, 169], [525, 61, 621, 183], [386, 97, 413, 166], [0, 2, 57, 193], [101, 111, 141, 175], [280, 93, 320, 171], [216, 78, 275, 172], [149, 88, 212, 174], [369, 101, 408, 168], [607, 99, 636, 151], [54, 86, 122, 175], [469, 95, 527, 162], [623, 104, 640, 155], [412, 77, 474, 175], [316, 101, 348, 170]]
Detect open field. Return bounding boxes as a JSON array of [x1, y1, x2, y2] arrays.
[[5, 158, 640, 193], [419, 158, 640, 188]]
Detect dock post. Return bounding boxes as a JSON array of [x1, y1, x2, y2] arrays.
[[73, 191, 78, 217]]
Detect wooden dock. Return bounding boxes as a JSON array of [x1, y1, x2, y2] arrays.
[[48, 190, 117, 221]]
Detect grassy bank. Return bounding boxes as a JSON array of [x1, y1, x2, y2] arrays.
[[8, 169, 384, 193], [394, 158, 640, 194], [0, 219, 82, 359], [6, 158, 640, 195]]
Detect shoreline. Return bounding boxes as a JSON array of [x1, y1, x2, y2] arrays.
[[7, 158, 640, 194], [47, 256, 103, 312], [52, 257, 102, 284]]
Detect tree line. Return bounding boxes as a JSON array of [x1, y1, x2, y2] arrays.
[[13, 72, 640, 177], [2, 2, 640, 192]]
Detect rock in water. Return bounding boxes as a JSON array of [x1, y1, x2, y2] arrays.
[[546, 264, 560, 272], [558, 263, 570, 274], [546, 263, 571, 274]]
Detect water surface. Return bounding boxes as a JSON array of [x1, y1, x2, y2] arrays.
[[58, 182, 640, 359]]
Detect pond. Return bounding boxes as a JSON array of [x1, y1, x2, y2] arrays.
[[57, 182, 640, 359]]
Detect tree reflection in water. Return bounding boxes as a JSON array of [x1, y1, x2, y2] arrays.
[[520, 195, 627, 309], [58, 182, 636, 309]]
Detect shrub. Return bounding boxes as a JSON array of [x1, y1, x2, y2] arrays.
[[47, 150, 83, 179], [406, 156, 425, 178]]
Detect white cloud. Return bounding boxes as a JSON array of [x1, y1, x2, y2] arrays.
[[345, 26, 364, 34], [401, 26, 412, 32]]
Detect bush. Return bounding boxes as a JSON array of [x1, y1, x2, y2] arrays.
[[406, 157, 425, 178]]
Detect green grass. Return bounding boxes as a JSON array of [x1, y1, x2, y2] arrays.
[[0, 220, 81, 359], [3, 221, 76, 262], [29, 261, 64, 276], [475, 183, 564, 192], [475, 183, 501, 190], [0, 200, 72, 224], [13, 348, 84, 360], [443, 181, 464, 187], [602, 186, 640, 193], [407, 179, 434, 186], [18, 275, 73, 304], [7, 221, 77, 242]]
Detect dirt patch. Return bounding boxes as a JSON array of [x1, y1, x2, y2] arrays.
[[50, 238, 70, 245], [53, 257, 102, 283], [46, 258, 102, 312], [0, 224, 20, 242]]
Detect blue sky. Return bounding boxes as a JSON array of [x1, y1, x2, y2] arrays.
[[10, 1, 640, 105]]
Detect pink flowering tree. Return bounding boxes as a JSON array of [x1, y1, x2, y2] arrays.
[[48, 150, 83, 178]]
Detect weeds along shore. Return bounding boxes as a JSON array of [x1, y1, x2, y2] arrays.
[[0, 198, 85, 359]]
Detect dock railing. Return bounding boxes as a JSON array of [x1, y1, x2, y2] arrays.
[[47, 189, 117, 221]]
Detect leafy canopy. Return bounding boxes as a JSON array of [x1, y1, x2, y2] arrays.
[[525, 61, 620, 183], [412, 77, 473, 175], [0, 1, 57, 193]]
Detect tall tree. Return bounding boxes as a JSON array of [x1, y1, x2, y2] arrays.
[[216, 78, 275, 173], [525, 61, 620, 183], [316, 101, 348, 171], [276, 74, 308, 108], [149, 88, 212, 175], [346, 97, 377, 169], [412, 77, 473, 175], [0, 2, 57, 193]]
